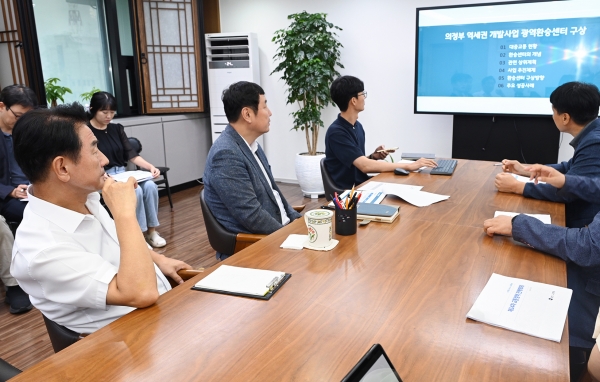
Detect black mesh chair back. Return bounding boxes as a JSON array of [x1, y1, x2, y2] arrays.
[[127, 137, 174, 211], [0, 358, 21, 381], [199, 189, 237, 256], [43, 315, 82, 353], [320, 157, 343, 201]]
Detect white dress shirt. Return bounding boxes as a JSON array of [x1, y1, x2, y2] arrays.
[[241, 137, 290, 226], [11, 188, 171, 333]]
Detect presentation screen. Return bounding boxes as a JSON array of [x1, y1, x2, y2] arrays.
[[415, 0, 600, 116]]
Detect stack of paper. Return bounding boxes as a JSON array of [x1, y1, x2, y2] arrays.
[[467, 273, 572, 342], [360, 181, 449, 208], [494, 211, 551, 224], [110, 170, 154, 183], [194, 265, 286, 297]]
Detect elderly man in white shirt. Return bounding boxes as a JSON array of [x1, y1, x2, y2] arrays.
[[10, 103, 191, 334]]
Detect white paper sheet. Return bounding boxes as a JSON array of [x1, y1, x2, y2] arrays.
[[358, 181, 447, 207], [110, 170, 154, 183], [494, 211, 551, 224], [512, 174, 546, 184], [194, 265, 286, 297], [467, 273, 572, 342]]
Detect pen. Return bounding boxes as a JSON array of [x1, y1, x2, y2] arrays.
[[494, 163, 503, 166]]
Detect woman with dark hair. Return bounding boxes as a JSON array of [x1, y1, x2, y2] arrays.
[[87, 91, 166, 247]]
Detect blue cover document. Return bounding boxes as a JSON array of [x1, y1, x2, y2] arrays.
[[466, 273, 572, 342]]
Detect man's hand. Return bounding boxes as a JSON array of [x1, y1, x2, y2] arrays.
[[501, 159, 530, 176], [152, 252, 192, 285], [10, 184, 28, 199], [495, 172, 525, 194], [524, 164, 566, 188], [371, 145, 390, 160], [149, 166, 160, 178], [483, 215, 514, 237], [102, 177, 138, 219], [404, 157, 438, 171]]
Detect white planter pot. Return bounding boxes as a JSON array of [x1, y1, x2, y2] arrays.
[[295, 153, 325, 198]]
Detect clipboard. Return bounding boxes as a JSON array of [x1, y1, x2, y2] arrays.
[[191, 273, 292, 300]]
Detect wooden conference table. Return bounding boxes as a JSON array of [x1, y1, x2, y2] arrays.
[[13, 160, 569, 381]]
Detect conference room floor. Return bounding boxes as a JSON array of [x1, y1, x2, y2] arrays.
[[0, 182, 325, 372]]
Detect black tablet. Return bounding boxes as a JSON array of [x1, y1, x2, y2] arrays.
[[341, 344, 403, 382]]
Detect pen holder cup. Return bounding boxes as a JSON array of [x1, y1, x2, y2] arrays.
[[335, 204, 357, 236]]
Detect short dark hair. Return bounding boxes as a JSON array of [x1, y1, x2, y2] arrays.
[[13, 103, 87, 183], [330, 76, 364, 112], [88, 91, 117, 119], [0, 85, 38, 108], [550, 82, 600, 125], [222, 81, 264, 123]]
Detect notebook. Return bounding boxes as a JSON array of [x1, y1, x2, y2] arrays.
[[357, 204, 400, 223], [192, 265, 291, 300], [341, 344, 403, 382]]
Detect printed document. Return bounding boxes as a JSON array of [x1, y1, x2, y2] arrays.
[[494, 211, 551, 224], [110, 170, 154, 183], [360, 181, 448, 207], [467, 273, 572, 342]]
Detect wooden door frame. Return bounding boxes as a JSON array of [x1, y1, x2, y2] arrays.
[[132, 0, 205, 114]]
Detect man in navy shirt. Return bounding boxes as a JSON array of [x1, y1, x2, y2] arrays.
[[324, 76, 436, 190], [495, 81, 600, 229]]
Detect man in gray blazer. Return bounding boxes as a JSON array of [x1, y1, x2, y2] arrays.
[[203, 81, 301, 260]]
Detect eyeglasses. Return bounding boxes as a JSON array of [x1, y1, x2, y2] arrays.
[[6, 107, 23, 120], [357, 91, 367, 99]]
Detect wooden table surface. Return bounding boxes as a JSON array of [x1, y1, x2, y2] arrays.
[[13, 160, 569, 381]]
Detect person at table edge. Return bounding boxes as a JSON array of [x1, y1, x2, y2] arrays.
[[10, 103, 190, 333], [485, 164, 600, 380], [495, 81, 600, 229], [203, 81, 301, 261], [324, 75, 437, 190]]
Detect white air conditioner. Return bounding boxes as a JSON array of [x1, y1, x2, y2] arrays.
[[205, 32, 261, 145]]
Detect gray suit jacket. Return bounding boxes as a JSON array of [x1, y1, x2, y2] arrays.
[[203, 125, 301, 235]]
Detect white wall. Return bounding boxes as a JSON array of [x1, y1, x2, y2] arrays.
[[219, 0, 572, 182]]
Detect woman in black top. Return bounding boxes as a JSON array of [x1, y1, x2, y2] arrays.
[[87, 92, 166, 247]]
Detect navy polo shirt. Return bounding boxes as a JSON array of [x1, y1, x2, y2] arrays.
[[324, 114, 369, 189]]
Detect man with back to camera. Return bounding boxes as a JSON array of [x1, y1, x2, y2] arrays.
[[10, 103, 191, 333], [0, 85, 38, 314], [203, 81, 301, 261], [324, 76, 437, 190], [484, 164, 600, 381], [495, 81, 600, 229]]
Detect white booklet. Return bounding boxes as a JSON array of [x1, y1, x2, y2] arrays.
[[467, 273, 572, 342], [494, 211, 551, 224], [194, 265, 286, 297], [109, 170, 154, 183]]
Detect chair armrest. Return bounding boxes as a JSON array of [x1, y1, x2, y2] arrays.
[[293, 205, 306, 213], [177, 269, 204, 280], [236, 233, 267, 243]]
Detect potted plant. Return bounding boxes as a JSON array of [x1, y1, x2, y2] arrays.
[[271, 11, 343, 198], [44, 78, 72, 107], [80, 87, 102, 104]]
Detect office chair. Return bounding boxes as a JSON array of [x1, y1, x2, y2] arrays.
[[128, 137, 174, 211], [42, 269, 203, 353], [320, 158, 343, 201], [199, 190, 305, 256], [199, 189, 266, 256], [0, 358, 21, 381]]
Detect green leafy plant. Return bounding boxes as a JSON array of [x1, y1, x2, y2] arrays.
[[271, 11, 344, 156], [44, 78, 72, 107], [80, 87, 102, 103]]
